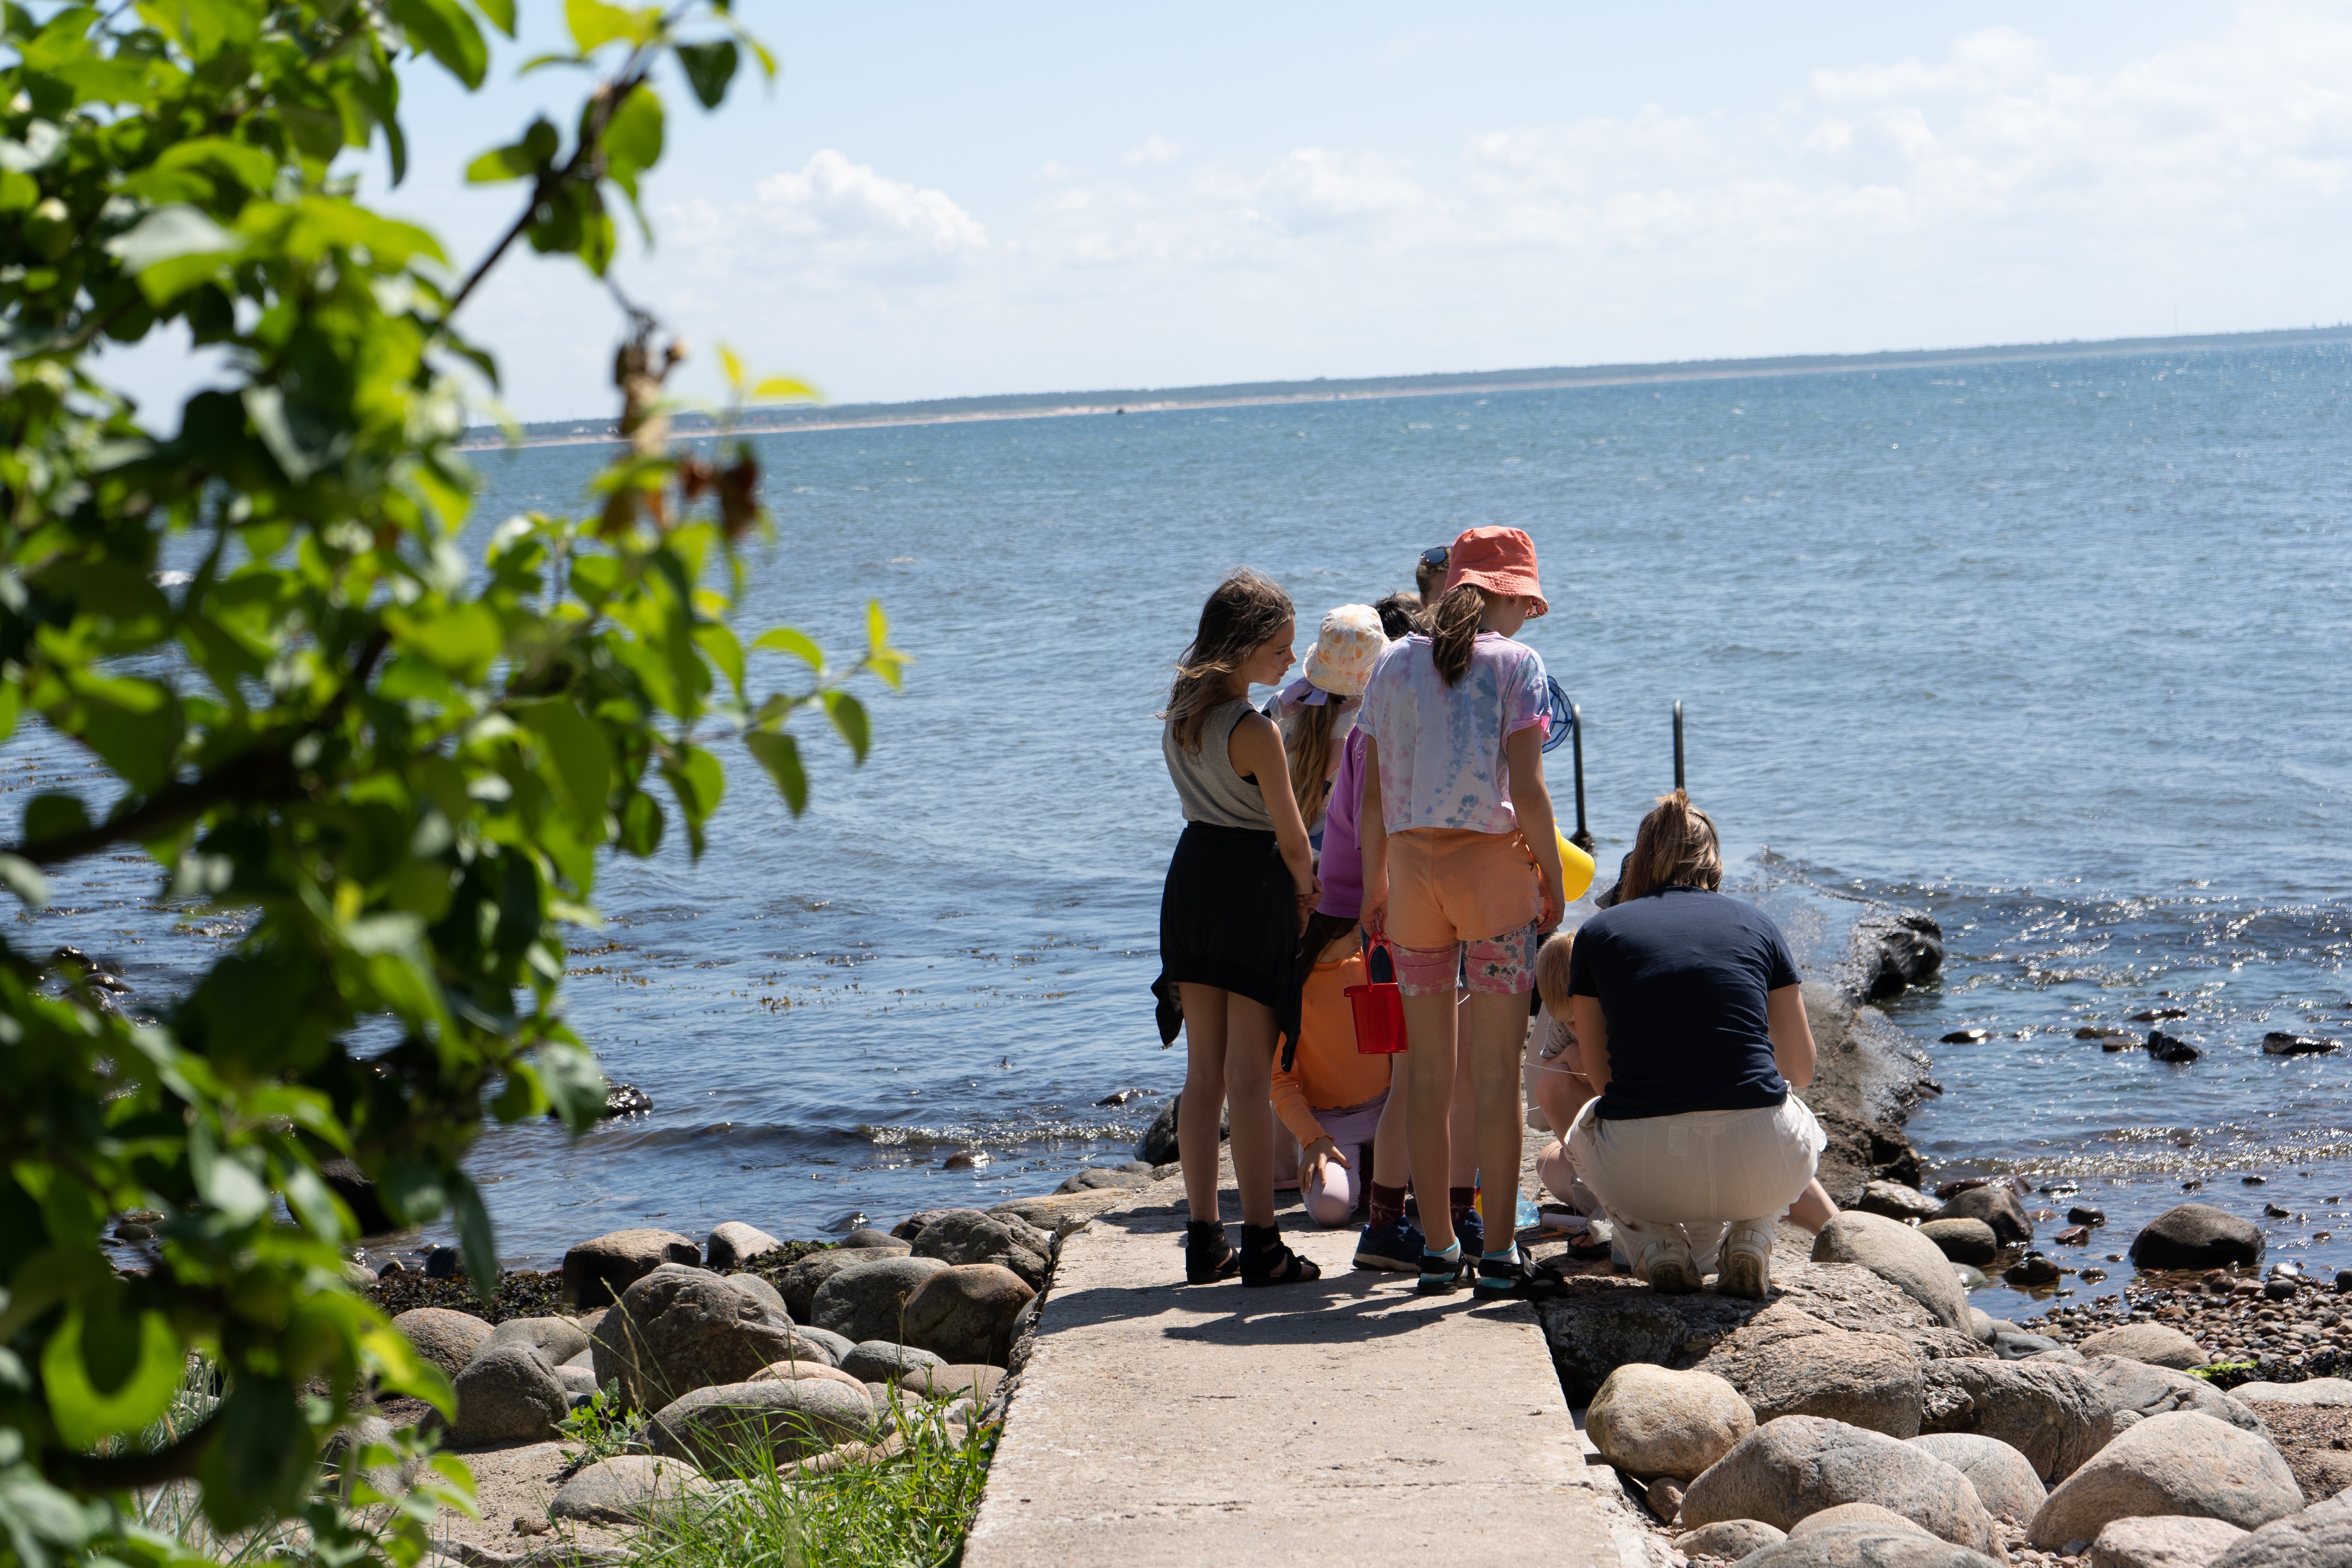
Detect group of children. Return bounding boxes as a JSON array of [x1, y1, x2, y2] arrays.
[[1153, 526, 1847, 1298], [1153, 526, 1582, 1294]]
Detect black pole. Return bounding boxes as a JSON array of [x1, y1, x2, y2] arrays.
[[1569, 702, 1594, 853], [1673, 699, 1685, 792]]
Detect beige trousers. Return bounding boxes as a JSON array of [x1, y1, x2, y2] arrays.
[[1566, 1094, 1824, 1270]]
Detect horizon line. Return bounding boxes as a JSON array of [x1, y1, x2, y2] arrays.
[[461, 322, 2352, 451]]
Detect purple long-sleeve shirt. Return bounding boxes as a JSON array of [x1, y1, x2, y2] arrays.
[[1316, 728, 1368, 920]]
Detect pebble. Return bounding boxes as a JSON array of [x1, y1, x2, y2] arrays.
[[2029, 1269, 2352, 1388], [2067, 1207, 2106, 1226], [1941, 1029, 1989, 1044], [942, 1149, 989, 1169]]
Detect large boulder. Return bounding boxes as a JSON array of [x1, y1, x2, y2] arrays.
[[779, 1247, 909, 1320], [1909, 1433, 2049, 1524], [390, 1307, 492, 1381], [900, 1363, 1006, 1405], [1680, 1415, 2002, 1557], [487, 1315, 591, 1366], [1585, 1364, 1755, 1480], [2232, 1379, 2352, 1406], [987, 1190, 1130, 1236], [1853, 908, 1946, 1000], [1932, 1185, 2033, 1246], [1054, 1168, 1153, 1195], [2210, 1492, 2352, 1566], [1813, 1212, 1972, 1330], [2077, 1323, 2209, 1371], [2080, 1355, 2267, 1435], [1676, 1519, 1786, 1559], [704, 1221, 785, 1272], [450, 1342, 570, 1445], [2029, 1411, 2305, 1549], [2129, 1205, 2265, 1271], [2088, 1515, 2250, 1568], [745, 1359, 872, 1398], [839, 1341, 946, 1385], [809, 1256, 951, 1345], [1919, 1357, 2116, 1481], [899, 1263, 1034, 1367], [907, 1209, 1054, 1292], [1696, 1320, 1924, 1438], [1737, 1520, 2001, 1566], [549, 1454, 720, 1524], [563, 1228, 701, 1309], [1918, 1219, 2001, 1267], [1859, 1182, 1948, 1223], [590, 1263, 807, 1411], [646, 1379, 874, 1470]]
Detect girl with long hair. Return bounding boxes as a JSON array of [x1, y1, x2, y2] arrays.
[[1152, 569, 1322, 1287], [1358, 526, 1568, 1296]]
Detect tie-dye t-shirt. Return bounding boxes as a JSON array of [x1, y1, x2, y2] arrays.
[[1355, 632, 1550, 835]]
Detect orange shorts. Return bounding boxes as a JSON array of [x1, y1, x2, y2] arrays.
[[1384, 827, 1542, 950]]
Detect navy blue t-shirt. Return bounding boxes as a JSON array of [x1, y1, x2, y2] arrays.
[[1566, 885, 1800, 1121]]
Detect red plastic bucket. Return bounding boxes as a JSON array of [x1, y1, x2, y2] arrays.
[[1347, 936, 1408, 1054]]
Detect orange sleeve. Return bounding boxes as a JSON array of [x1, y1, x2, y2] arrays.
[[1270, 1053, 1329, 1149]]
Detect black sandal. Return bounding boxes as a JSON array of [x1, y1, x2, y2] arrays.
[[1239, 1223, 1322, 1288], [1185, 1220, 1241, 1284]]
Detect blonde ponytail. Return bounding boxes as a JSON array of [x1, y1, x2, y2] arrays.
[[1285, 700, 1341, 828], [1619, 789, 1724, 900]]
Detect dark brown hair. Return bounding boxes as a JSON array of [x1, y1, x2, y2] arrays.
[[1164, 569, 1294, 753], [1617, 790, 1724, 901], [1427, 581, 1492, 687], [1372, 592, 1421, 639]]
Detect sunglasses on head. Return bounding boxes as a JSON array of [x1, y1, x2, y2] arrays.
[[1419, 546, 1449, 567]]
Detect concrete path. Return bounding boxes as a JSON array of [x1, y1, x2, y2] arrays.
[[963, 1160, 1660, 1567]]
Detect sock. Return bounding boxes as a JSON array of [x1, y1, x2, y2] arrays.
[[1449, 1185, 1478, 1230], [1369, 1181, 1407, 1232], [1426, 1239, 1461, 1263]]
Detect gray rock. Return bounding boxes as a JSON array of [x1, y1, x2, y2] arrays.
[[1909, 1432, 2049, 1524], [745, 1359, 871, 1399], [1967, 1308, 1998, 1345], [1134, 1097, 1183, 1164], [451, 1343, 570, 1445], [1738, 1520, 2003, 1566], [1813, 1211, 1972, 1329], [2077, 1322, 2210, 1370], [646, 1379, 874, 1470], [1680, 1414, 2002, 1557], [1918, 1219, 2001, 1267], [838, 1229, 910, 1253], [2089, 1515, 2251, 1568], [590, 1263, 807, 1411], [2081, 1354, 2268, 1435], [2029, 1411, 2305, 1549], [899, 1363, 1006, 1405], [1853, 907, 1946, 1000], [703, 1221, 784, 1272], [779, 1247, 911, 1321], [1859, 1182, 1949, 1223], [2023, 1346, 2089, 1367], [1586, 1363, 1756, 1480], [1791, 1502, 1935, 1538], [1919, 1356, 2116, 1481], [899, 1263, 1035, 1367], [809, 1256, 952, 1345], [1695, 1318, 1924, 1438], [724, 1270, 789, 1321], [907, 1209, 1054, 1292], [2211, 1492, 2352, 1566], [987, 1190, 1134, 1236], [889, 1210, 956, 1243], [1053, 1167, 1154, 1195], [2229, 1379, 2352, 1405], [1994, 1331, 2067, 1360], [487, 1316, 591, 1367], [1932, 1185, 2034, 1246], [554, 1362, 600, 1398], [790, 1323, 854, 1364], [2129, 1204, 2265, 1270], [548, 1455, 718, 1524], [1675, 1519, 1787, 1559], [562, 1229, 701, 1309], [391, 1307, 493, 1381], [839, 1341, 947, 1384]]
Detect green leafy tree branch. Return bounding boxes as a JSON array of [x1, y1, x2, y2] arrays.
[[0, 0, 904, 1560]]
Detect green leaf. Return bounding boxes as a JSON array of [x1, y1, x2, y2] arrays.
[[535, 1038, 607, 1132], [519, 699, 613, 828], [751, 625, 822, 668], [692, 622, 744, 698], [564, 0, 654, 53], [471, 0, 517, 38], [744, 729, 806, 815], [362, 1325, 454, 1418], [21, 793, 90, 848], [389, 0, 490, 89], [617, 789, 664, 855], [102, 203, 240, 303], [449, 1172, 499, 1307], [748, 376, 820, 403], [377, 1160, 448, 1227], [821, 691, 869, 762], [0, 853, 52, 907], [674, 38, 738, 109], [40, 1309, 184, 1447], [466, 118, 559, 183], [601, 83, 663, 235]]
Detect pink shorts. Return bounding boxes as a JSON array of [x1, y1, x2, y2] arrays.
[[1390, 920, 1541, 998]]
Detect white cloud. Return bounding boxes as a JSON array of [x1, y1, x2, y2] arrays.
[[1120, 134, 1184, 167], [661, 150, 986, 291]]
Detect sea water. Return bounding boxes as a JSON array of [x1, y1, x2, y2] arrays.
[[16, 341, 2351, 1312]]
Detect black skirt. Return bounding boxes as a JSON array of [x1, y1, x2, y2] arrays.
[[1152, 822, 1304, 1058]]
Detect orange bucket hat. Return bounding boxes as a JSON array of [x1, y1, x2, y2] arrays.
[[1442, 526, 1548, 617]]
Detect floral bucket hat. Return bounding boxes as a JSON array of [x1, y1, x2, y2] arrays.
[[1299, 604, 1388, 701]]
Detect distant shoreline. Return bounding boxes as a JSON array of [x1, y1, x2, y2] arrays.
[[459, 323, 2352, 453]]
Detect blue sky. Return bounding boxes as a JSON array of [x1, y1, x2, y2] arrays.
[[110, 4, 2352, 420]]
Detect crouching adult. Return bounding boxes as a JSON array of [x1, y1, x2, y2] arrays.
[[1563, 790, 1824, 1298]]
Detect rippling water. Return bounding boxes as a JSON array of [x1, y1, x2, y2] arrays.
[[16, 340, 2350, 1312]]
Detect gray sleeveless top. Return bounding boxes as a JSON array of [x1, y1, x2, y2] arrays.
[[1163, 698, 1273, 829]]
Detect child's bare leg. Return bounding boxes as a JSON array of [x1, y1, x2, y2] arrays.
[[1401, 991, 1461, 1252], [1470, 991, 1531, 1250], [1788, 1178, 1837, 1234], [1372, 1076, 1411, 1189], [1222, 993, 1281, 1229], [1177, 983, 1230, 1224], [1449, 991, 1478, 1187]]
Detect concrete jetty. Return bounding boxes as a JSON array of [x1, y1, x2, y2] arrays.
[[963, 1156, 1658, 1567]]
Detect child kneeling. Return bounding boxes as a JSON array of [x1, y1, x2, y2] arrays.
[[1271, 918, 1396, 1227]]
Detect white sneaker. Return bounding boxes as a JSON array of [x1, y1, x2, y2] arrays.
[[1717, 1220, 1775, 1299], [1639, 1240, 1701, 1295]]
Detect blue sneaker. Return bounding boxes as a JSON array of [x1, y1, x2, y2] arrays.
[[1352, 1221, 1425, 1272], [1455, 1207, 1485, 1263]]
